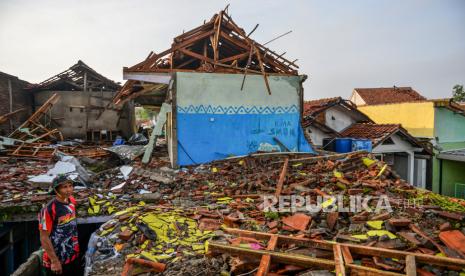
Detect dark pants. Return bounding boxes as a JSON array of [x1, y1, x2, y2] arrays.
[[44, 259, 82, 276]]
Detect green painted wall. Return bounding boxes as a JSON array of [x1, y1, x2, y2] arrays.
[[434, 107, 465, 143], [431, 107, 465, 195], [438, 159, 465, 198], [432, 141, 465, 195]]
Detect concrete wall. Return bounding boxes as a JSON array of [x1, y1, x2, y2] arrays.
[[358, 102, 435, 138], [0, 73, 32, 135], [434, 107, 465, 144], [306, 125, 332, 146], [33, 90, 132, 139], [325, 106, 358, 132], [372, 133, 417, 153], [373, 133, 426, 186], [175, 72, 313, 165], [350, 91, 366, 106]]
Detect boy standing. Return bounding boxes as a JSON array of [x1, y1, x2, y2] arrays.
[[38, 176, 80, 275]]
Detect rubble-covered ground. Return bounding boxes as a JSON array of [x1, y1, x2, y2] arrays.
[[2, 142, 465, 275]]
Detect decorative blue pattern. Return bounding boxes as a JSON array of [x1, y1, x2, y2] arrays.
[[177, 104, 299, 115]]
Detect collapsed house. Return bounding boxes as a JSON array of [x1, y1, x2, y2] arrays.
[[0, 71, 32, 135], [113, 9, 313, 166], [3, 7, 465, 276], [25, 61, 133, 141]]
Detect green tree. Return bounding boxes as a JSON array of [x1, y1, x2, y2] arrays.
[[452, 84, 465, 102]]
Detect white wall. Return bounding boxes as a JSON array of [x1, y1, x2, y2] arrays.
[[350, 91, 366, 106], [373, 133, 425, 185], [325, 106, 358, 132], [373, 133, 419, 153], [306, 126, 332, 146]]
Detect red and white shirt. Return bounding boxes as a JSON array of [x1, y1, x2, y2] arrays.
[[38, 196, 79, 267]]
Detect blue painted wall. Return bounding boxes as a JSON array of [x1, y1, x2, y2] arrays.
[[175, 72, 313, 166]]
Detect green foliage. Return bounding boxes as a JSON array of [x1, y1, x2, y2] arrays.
[[452, 84, 465, 102], [135, 107, 155, 120], [264, 211, 280, 220]]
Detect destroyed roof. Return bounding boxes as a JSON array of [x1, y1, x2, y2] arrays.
[[303, 97, 343, 117], [26, 60, 121, 92], [302, 97, 372, 128], [0, 71, 30, 84], [115, 8, 299, 105], [303, 97, 371, 118], [340, 123, 428, 150], [354, 87, 426, 105], [123, 9, 298, 76]]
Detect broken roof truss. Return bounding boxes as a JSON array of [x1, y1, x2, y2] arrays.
[[115, 7, 300, 105], [27, 60, 121, 92], [124, 9, 298, 76]]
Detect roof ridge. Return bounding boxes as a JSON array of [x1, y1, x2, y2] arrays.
[[304, 96, 342, 103]]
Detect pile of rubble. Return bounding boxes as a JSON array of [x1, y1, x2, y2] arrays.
[[2, 94, 465, 274], [75, 151, 465, 275]]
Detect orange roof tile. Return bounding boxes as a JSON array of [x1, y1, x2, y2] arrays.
[[341, 123, 401, 146], [354, 87, 426, 105], [303, 97, 342, 117]]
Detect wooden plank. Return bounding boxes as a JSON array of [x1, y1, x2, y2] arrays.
[[254, 45, 271, 94], [341, 245, 353, 264], [405, 255, 416, 276], [218, 52, 249, 63], [136, 30, 215, 70], [409, 224, 446, 255], [177, 58, 197, 69], [142, 102, 170, 163], [174, 21, 214, 42], [178, 48, 215, 64], [222, 13, 249, 37], [208, 242, 335, 269], [256, 235, 278, 276], [275, 158, 289, 197], [219, 31, 250, 50], [213, 11, 222, 64], [223, 228, 465, 270], [347, 264, 405, 276], [8, 93, 61, 140], [333, 244, 346, 276], [240, 44, 254, 90]]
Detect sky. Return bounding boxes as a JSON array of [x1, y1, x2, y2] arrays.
[[0, 0, 464, 100]]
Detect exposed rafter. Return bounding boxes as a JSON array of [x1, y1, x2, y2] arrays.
[[123, 9, 299, 76], [26, 60, 121, 92]]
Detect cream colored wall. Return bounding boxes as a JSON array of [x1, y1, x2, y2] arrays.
[[350, 91, 366, 106], [358, 102, 435, 138]]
